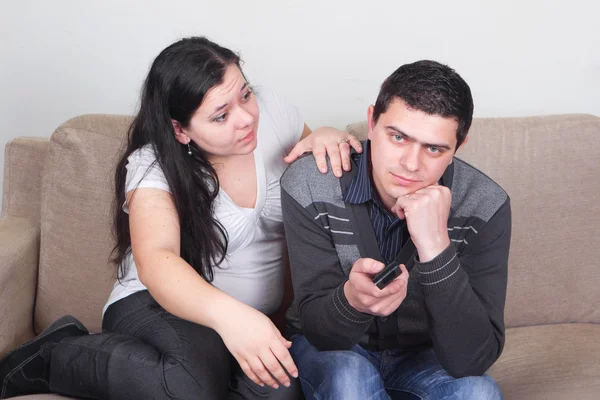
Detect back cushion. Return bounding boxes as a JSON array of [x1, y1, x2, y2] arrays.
[[35, 114, 132, 333], [348, 114, 600, 328]]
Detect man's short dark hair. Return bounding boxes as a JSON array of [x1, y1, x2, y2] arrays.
[[372, 60, 474, 148]]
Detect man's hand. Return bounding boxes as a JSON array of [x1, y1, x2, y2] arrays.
[[392, 185, 451, 262], [344, 258, 409, 316]]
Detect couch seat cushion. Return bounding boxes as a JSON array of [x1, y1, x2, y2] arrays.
[[489, 323, 600, 399]]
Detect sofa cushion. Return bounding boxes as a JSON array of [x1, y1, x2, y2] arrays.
[[348, 114, 600, 328], [488, 323, 600, 400], [35, 115, 133, 334], [2, 138, 49, 220]]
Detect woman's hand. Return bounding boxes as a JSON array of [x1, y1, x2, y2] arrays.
[[214, 303, 298, 389], [285, 127, 362, 177]]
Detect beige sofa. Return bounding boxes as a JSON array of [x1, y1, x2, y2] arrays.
[[1, 113, 599, 399]]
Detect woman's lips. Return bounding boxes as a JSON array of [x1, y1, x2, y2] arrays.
[[240, 130, 255, 142]]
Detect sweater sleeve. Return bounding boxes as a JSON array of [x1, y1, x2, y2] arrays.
[[281, 188, 373, 350], [415, 198, 511, 377]]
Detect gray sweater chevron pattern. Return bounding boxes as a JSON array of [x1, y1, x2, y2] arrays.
[[281, 149, 511, 378]]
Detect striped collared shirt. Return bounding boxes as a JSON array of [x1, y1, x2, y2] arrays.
[[343, 140, 407, 263]]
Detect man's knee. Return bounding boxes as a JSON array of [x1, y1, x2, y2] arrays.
[[328, 352, 376, 387], [443, 375, 502, 400], [302, 351, 383, 398], [470, 375, 502, 400]]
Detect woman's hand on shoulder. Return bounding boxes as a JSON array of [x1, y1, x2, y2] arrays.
[[214, 303, 298, 389], [284, 125, 362, 178]]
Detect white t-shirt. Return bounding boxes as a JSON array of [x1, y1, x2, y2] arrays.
[[103, 87, 304, 316]]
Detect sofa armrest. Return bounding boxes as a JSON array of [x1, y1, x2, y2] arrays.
[[2, 137, 50, 219], [0, 216, 40, 357]]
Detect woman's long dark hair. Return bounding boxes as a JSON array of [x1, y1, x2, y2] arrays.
[[112, 36, 241, 282]]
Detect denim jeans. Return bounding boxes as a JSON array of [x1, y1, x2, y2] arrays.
[[47, 290, 301, 400], [289, 334, 502, 400]]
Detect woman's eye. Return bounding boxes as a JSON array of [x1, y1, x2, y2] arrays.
[[242, 90, 252, 101], [214, 113, 227, 123]]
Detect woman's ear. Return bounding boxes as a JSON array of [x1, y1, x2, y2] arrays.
[[172, 120, 190, 145]]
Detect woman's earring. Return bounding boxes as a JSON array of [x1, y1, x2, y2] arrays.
[[187, 143, 193, 156]]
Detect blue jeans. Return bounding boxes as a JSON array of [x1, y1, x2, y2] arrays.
[[290, 335, 502, 400]]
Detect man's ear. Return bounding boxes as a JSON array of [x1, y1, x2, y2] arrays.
[[450, 135, 469, 164], [457, 134, 469, 152], [367, 105, 375, 140], [172, 120, 190, 145]]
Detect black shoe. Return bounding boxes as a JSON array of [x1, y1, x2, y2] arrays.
[[0, 315, 88, 398]]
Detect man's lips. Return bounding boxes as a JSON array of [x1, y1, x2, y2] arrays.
[[391, 173, 419, 186]]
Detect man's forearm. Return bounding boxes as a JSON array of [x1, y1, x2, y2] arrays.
[[296, 284, 373, 350], [418, 245, 505, 377], [282, 189, 374, 349], [417, 201, 510, 377]]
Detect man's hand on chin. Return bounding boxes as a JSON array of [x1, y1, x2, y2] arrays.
[[391, 185, 452, 262]]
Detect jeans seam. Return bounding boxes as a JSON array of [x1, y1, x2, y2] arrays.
[[299, 376, 319, 399], [104, 291, 207, 399], [58, 337, 181, 399], [104, 291, 155, 332], [146, 298, 209, 398], [385, 387, 424, 400]]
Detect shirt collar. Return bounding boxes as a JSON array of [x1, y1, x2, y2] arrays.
[[344, 140, 373, 205]]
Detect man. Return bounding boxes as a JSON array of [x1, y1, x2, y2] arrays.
[[281, 60, 510, 399]]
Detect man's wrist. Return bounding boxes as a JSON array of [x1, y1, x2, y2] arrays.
[[416, 235, 451, 262], [415, 244, 464, 294], [338, 282, 373, 322], [343, 281, 361, 312]]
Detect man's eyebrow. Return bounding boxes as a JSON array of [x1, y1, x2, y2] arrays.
[[385, 125, 452, 150], [212, 83, 249, 114]]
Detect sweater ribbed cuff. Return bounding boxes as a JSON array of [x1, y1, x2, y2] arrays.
[[415, 244, 466, 294], [330, 282, 373, 325]]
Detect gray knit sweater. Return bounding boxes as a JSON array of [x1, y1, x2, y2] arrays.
[[281, 151, 511, 378]]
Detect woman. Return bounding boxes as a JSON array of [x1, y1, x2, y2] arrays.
[[0, 37, 360, 399]]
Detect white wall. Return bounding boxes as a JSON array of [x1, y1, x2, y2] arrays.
[[1, 0, 599, 208]]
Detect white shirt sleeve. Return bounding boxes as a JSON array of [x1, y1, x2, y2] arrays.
[[122, 145, 171, 213], [256, 86, 305, 154]]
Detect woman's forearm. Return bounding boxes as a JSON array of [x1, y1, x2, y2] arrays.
[[136, 248, 244, 331]]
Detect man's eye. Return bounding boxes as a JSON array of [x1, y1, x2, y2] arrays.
[[393, 135, 405, 142], [429, 146, 440, 153], [214, 113, 227, 123]]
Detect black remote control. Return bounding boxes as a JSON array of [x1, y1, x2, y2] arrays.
[[372, 261, 402, 290]]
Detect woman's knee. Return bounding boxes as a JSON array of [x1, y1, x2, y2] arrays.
[[160, 326, 231, 399], [162, 353, 231, 399], [229, 371, 304, 400]]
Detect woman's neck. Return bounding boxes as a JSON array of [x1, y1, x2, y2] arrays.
[[209, 152, 253, 174], [210, 152, 257, 208]]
